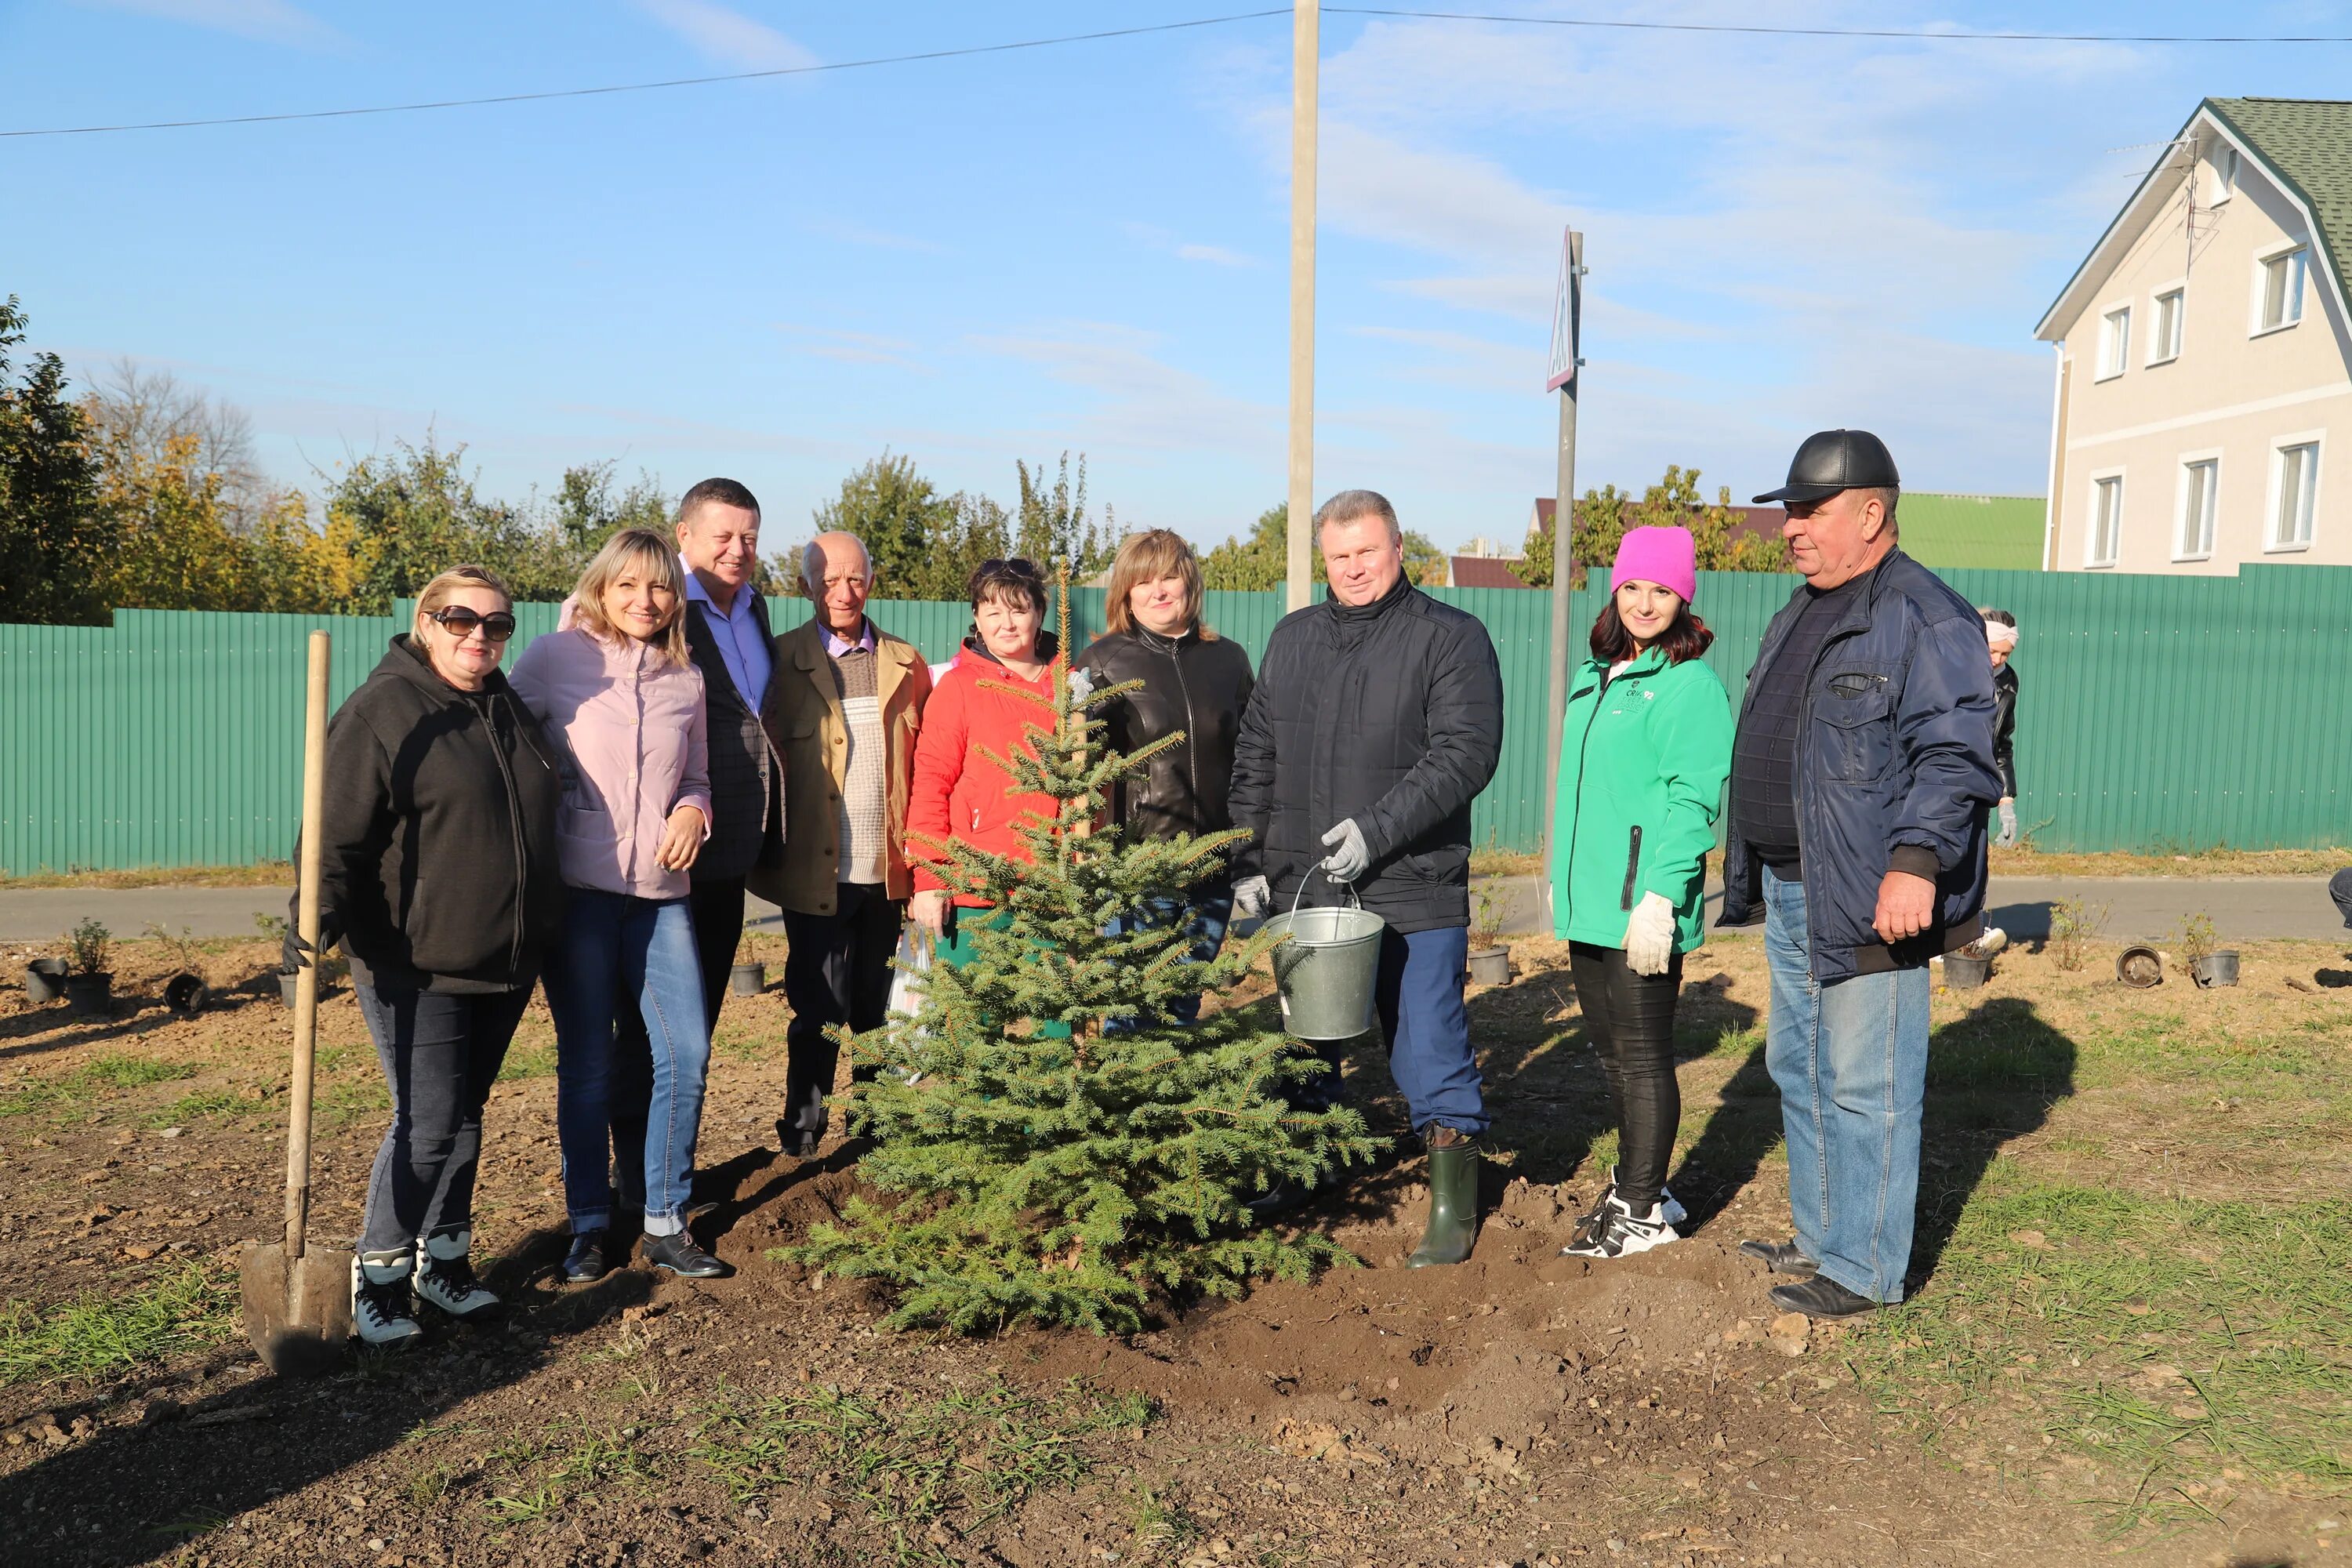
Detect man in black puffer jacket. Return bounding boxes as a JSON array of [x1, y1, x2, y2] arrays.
[[1229, 489, 1504, 1267]]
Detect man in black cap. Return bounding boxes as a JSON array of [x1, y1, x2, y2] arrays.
[[1719, 430, 1998, 1318]]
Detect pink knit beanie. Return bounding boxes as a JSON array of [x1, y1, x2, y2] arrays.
[[1610, 525, 1697, 604]]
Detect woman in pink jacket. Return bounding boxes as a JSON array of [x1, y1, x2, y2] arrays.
[[510, 528, 731, 1284]]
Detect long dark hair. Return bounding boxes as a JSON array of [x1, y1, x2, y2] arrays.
[[1590, 600, 1713, 665]]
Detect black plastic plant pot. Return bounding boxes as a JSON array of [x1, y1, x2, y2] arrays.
[[63, 972, 113, 1018], [1944, 953, 1992, 989], [730, 962, 766, 996], [164, 971, 209, 1016]]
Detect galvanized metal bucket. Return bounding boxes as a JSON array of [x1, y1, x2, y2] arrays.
[[1261, 875, 1385, 1040]]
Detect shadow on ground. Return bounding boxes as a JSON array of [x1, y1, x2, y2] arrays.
[[0, 1236, 652, 1568]]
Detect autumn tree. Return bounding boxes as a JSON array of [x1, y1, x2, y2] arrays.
[[1517, 465, 1793, 588]]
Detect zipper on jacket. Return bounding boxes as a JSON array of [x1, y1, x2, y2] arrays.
[[482, 694, 530, 978], [1165, 634, 1200, 815], [1558, 666, 1613, 928], [1621, 825, 1643, 911]]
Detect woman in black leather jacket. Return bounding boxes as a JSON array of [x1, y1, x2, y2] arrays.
[[1074, 529, 1254, 1025]]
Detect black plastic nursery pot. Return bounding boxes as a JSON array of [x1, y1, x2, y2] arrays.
[[1465, 946, 1512, 986], [164, 971, 210, 1016], [63, 972, 112, 1018], [729, 962, 766, 996]]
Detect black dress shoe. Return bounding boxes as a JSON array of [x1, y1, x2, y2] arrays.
[[1738, 1237, 1819, 1276], [643, 1230, 734, 1279], [562, 1230, 608, 1285], [1769, 1274, 1880, 1319]]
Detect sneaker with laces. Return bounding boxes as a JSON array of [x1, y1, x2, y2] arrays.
[[1602, 1166, 1689, 1228], [413, 1229, 499, 1319], [350, 1250, 424, 1346], [1559, 1192, 1679, 1259]]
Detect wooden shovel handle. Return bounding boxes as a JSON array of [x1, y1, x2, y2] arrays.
[[285, 630, 331, 1260]]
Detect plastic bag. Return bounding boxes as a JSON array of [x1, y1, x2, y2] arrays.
[[887, 924, 933, 1083]]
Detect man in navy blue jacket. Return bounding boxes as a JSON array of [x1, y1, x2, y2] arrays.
[[1720, 430, 1999, 1319]]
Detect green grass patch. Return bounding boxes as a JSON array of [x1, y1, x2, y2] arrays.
[[146, 1087, 251, 1126], [0, 1264, 238, 1385], [476, 1417, 658, 1525], [317, 1076, 390, 1131], [496, 1040, 557, 1082], [1, 1054, 195, 1119], [691, 1377, 1152, 1563], [1845, 1183, 2352, 1526]]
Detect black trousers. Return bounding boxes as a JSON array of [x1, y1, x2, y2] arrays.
[[1566, 942, 1684, 1211], [779, 882, 902, 1136], [608, 874, 744, 1203], [354, 982, 528, 1252]]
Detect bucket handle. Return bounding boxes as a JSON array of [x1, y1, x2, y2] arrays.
[[1288, 865, 1363, 921]]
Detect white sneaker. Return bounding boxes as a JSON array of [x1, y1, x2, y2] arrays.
[[412, 1229, 499, 1319], [351, 1250, 424, 1346], [1559, 1193, 1679, 1259], [1605, 1165, 1689, 1228]]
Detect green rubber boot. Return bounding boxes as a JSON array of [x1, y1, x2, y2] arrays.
[[1406, 1130, 1482, 1269]]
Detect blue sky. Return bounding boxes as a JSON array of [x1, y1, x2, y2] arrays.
[[5, 2, 2352, 557]]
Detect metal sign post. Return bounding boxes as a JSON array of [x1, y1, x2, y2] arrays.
[[1540, 228, 1585, 878]]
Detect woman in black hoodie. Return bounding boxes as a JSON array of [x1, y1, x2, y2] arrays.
[[1073, 529, 1254, 1027], [293, 564, 564, 1345]]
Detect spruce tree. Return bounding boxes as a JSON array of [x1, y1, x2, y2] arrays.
[[789, 590, 1385, 1334]]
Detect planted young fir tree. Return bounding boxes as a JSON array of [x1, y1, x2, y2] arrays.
[[788, 593, 1384, 1334]]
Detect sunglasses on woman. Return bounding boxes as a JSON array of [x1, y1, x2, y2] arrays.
[[429, 607, 519, 642]]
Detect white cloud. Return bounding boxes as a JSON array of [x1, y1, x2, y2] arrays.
[[774, 324, 925, 371], [804, 216, 947, 254], [965, 323, 1276, 459], [1175, 242, 1255, 267], [76, 0, 340, 48], [630, 0, 818, 72]]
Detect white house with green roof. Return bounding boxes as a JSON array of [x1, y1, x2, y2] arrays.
[[2035, 97, 2352, 572]]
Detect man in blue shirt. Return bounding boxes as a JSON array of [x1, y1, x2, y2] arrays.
[[673, 477, 782, 1032]]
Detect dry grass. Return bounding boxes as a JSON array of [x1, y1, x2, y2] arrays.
[[0, 862, 294, 891]]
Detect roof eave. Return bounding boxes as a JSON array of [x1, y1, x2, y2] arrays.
[[2033, 101, 2209, 343]]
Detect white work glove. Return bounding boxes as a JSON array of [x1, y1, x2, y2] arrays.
[[1233, 876, 1270, 920], [1066, 666, 1094, 702], [1319, 818, 1371, 883], [1996, 798, 2018, 848], [1623, 891, 1677, 977]]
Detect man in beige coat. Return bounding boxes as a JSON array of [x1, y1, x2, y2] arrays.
[[755, 531, 932, 1156]]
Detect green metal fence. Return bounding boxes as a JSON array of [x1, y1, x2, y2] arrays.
[[5, 564, 2349, 873]]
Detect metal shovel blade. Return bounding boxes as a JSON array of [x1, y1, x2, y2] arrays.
[[240, 1240, 353, 1377]]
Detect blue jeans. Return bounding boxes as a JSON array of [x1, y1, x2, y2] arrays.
[[1378, 924, 1485, 1138], [1762, 867, 1929, 1303], [1103, 884, 1232, 1032], [543, 890, 712, 1235]]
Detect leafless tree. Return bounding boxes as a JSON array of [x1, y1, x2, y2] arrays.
[[80, 361, 270, 530]]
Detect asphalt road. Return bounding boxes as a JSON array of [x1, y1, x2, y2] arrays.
[[4, 874, 2344, 946]]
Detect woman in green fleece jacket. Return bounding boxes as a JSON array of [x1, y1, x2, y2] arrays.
[[1548, 526, 1733, 1260]]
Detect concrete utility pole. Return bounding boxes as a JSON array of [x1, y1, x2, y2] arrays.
[[1284, 0, 1319, 612], [1541, 230, 1584, 877]]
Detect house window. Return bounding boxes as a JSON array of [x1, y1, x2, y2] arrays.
[[2256, 245, 2307, 333], [2089, 474, 2123, 567], [2150, 288, 2183, 363], [2097, 305, 2131, 379], [2211, 145, 2238, 204], [2270, 441, 2320, 550], [2176, 459, 2217, 560]]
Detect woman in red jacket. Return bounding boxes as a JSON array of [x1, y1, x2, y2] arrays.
[[906, 557, 1062, 976]]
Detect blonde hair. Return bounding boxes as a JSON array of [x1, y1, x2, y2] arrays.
[[412, 564, 513, 637], [570, 527, 690, 666], [1102, 528, 1214, 640]]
